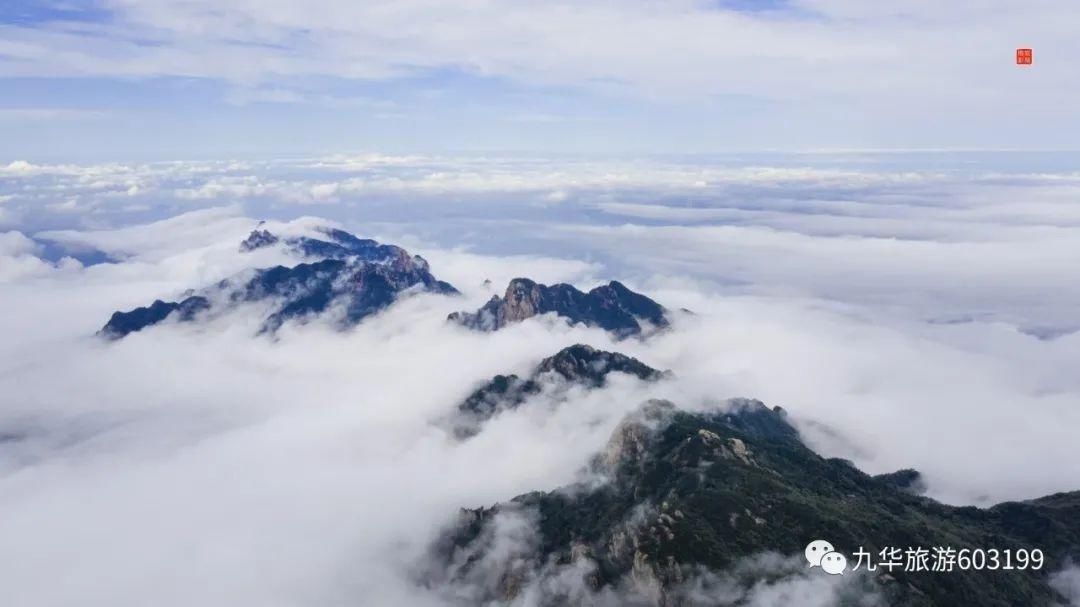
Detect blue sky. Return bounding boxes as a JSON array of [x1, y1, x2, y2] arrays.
[[1, 0, 1078, 159]]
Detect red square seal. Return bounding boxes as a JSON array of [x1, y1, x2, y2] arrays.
[[1016, 48, 1033, 65]]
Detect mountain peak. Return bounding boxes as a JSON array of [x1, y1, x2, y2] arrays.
[[450, 278, 669, 337], [448, 345, 668, 439], [99, 296, 210, 340], [536, 343, 666, 386], [101, 227, 457, 339], [239, 225, 413, 265], [239, 229, 279, 252]]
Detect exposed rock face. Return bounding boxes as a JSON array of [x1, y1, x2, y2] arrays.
[[100, 228, 457, 339], [431, 400, 1080, 606], [449, 345, 668, 438], [449, 278, 669, 337], [601, 399, 676, 470]]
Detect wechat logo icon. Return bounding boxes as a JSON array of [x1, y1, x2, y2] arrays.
[[805, 539, 846, 575]]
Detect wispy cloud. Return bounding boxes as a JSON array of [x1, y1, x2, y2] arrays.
[[1, 1, 1078, 151]]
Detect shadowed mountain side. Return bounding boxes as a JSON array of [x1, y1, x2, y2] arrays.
[[100, 228, 457, 339], [99, 297, 211, 339]]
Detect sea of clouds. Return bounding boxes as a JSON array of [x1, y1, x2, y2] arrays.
[[1, 153, 1079, 605]]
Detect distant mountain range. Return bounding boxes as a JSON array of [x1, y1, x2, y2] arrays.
[[100, 227, 670, 340]]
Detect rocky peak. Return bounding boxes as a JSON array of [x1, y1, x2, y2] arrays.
[[535, 344, 667, 386], [502, 278, 544, 323], [238, 225, 415, 266], [450, 278, 670, 337], [99, 296, 211, 339], [449, 345, 668, 439], [238, 229, 279, 252], [102, 228, 457, 339]]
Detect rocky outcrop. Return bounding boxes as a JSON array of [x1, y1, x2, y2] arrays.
[[449, 278, 669, 338], [448, 345, 668, 438]]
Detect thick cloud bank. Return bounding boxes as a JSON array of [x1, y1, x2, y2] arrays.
[[1, 155, 1078, 605]]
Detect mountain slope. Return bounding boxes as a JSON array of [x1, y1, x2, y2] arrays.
[[100, 227, 457, 339], [100, 297, 211, 339], [431, 400, 1080, 606]]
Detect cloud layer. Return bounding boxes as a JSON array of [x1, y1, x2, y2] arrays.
[[1, 153, 1078, 604]]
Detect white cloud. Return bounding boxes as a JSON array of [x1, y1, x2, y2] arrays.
[[308, 182, 340, 201], [5, 154, 1080, 227], [2, 0, 1077, 132], [2, 160, 39, 174], [0, 230, 56, 281], [0, 230, 40, 256], [0, 211, 644, 605], [1052, 565, 1080, 606], [1, 158, 1079, 603]]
